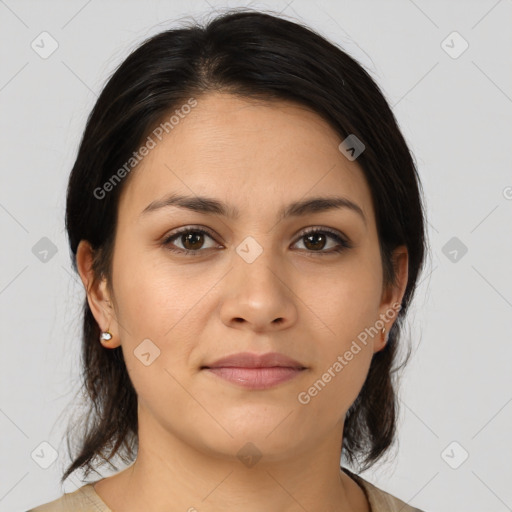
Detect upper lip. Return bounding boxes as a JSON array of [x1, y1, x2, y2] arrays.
[[202, 352, 306, 369]]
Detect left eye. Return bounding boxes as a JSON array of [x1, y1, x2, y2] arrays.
[[293, 228, 350, 254], [162, 227, 350, 255]]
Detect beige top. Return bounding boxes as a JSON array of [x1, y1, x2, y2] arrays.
[[27, 468, 425, 512]]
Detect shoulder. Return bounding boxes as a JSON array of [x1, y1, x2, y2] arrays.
[[343, 467, 426, 512], [26, 483, 111, 512]]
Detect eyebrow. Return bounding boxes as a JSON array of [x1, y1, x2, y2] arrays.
[[141, 193, 366, 225]]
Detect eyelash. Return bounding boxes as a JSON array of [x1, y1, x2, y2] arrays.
[[161, 226, 352, 257]]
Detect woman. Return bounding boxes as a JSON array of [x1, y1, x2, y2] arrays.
[[28, 8, 427, 512]]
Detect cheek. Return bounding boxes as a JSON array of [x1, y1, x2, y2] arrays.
[[111, 254, 206, 410], [112, 238, 191, 332], [295, 344, 374, 431], [297, 253, 382, 335], [111, 246, 221, 367], [294, 256, 381, 408]]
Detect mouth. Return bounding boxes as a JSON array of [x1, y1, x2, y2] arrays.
[[201, 351, 307, 390]]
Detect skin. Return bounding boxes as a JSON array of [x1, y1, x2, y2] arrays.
[[77, 92, 408, 512]]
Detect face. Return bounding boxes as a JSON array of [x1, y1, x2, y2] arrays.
[[80, 92, 407, 464]]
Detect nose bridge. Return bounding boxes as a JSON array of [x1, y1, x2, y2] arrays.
[[234, 230, 289, 283], [219, 232, 297, 330], [232, 234, 277, 289]]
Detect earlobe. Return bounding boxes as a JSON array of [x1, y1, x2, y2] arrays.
[[375, 245, 409, 352], [76, 240, 120, 348]]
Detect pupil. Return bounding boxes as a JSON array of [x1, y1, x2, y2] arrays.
[[305, 233, 325, 250], [183, 232, 203, 250]]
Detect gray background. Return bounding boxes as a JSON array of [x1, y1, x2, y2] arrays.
[[1, 0, 511, 511]]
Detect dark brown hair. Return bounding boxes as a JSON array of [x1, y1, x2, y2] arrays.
[[62, 7, 427, 483]]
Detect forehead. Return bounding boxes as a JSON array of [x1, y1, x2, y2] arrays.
[[118, 92, 375, 224]]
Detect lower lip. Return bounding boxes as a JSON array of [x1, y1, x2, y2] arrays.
[[203, 367, 305, 389]]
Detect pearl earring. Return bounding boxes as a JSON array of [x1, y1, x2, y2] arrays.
[[100, 331, 112, 342]]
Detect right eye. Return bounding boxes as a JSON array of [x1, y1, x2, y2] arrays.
[[162, 227, 223, 256]]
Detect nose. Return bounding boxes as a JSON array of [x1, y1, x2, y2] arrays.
[[219, 245, 298, 333]]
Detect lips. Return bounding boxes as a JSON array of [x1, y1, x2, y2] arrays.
[[202, 351, 306, 370], [201, 352, 307, 390]]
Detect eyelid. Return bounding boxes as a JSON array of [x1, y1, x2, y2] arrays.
[[293, 226, 349, 243]]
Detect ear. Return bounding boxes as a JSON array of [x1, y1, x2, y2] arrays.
[[76, 240, 121, 349], [374, 245, 409, 353]]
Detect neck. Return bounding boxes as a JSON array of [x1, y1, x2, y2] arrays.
[[93, 412, 369, 512]]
